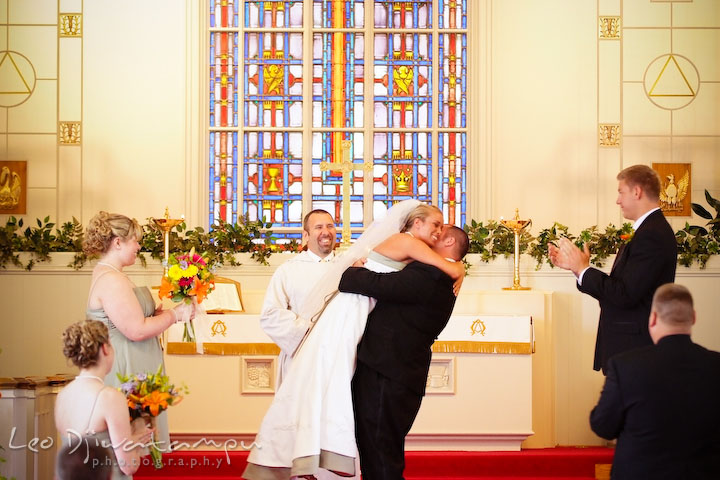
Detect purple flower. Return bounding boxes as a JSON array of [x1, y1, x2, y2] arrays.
[[179, 260, 189, 270], [120, 380, 137, 394], [136, 373, 147, 382]]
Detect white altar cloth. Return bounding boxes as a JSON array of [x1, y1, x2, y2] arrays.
[[166, 314, 533, 356]]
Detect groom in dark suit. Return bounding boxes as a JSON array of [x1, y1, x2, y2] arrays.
[[549, 165, 677, 372], [338, 225, 469, 480], [590, 284, 720, 479]]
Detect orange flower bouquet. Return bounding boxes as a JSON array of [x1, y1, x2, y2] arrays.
[[118, 366, 188, 469], [158, 247, 216, 342]]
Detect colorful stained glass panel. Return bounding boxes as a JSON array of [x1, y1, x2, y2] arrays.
[[438, 131, 466, 226], [372, 132, 431, 199], [312, 33, 364, 128], [243, 131, 303, 226], [210, 32, 239, 128], [211, 0, 239, 28], [373, 33, 432, 129], [438, 33, 467, 128], [374, 1, 431, 29], [209, 131, 239, 225], [313, 0, 364, 28], [244, 1, 303, 28], [311, 132, 365, 225], [244, 32, 303, 128], [439, 0, 467, 29]]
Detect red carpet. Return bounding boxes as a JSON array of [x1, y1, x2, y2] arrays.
[[134, 447, 614, 479]]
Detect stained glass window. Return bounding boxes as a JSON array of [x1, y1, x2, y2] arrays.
[[209, 0, 469, 235]]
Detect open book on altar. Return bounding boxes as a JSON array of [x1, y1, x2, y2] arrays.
[[202, 277, 244, 313]]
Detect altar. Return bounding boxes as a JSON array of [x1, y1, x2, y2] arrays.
[[162, 288, 552, 451]]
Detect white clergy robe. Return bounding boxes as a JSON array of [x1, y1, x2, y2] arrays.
[[260, 249, 335, 385]]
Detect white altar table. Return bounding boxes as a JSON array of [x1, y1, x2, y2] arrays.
[[165, 313, 534, 450]]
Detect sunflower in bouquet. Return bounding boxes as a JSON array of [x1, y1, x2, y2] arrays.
[[118, 366, 188, 469], [158, 247, 216, 342]]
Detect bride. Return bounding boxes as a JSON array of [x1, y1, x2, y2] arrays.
[[243, 200, 463, 479]]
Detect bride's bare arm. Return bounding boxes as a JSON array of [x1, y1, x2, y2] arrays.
[[374, 233, 464, 281]]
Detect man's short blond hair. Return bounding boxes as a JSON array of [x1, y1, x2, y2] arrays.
[[617, 165, 661, 201], [652, 283, 694, 327]]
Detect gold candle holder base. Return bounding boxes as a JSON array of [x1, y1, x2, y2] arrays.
[[500, 209, 532, 291], [152, 207, 184, 274]]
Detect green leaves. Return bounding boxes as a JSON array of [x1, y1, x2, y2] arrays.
[[2, 200, 719, 270]]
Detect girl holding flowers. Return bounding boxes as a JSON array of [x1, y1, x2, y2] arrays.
[[55, 320, 154, 479], [83, 211, 194, 449]]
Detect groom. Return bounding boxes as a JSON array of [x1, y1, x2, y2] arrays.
[[339, 225, 469, 480]]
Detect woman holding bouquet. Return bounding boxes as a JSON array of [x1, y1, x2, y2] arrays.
[[55, 320, 154, 479], [83, 211, 193, 449]]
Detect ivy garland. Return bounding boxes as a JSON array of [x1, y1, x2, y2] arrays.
[[1, 191, 719, 271]]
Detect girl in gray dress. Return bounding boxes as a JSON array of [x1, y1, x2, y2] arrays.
[[55, 320, 154, 479], [83, 212, 193, 449]]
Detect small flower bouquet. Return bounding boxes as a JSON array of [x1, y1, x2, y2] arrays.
[[117, 366, 188, 469], [158, 247, 216, 342]]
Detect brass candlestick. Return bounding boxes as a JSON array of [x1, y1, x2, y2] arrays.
[[501, 209, 532, 291], [152, 207, 184, 274]]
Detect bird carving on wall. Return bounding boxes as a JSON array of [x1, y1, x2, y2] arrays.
[[0, 166, 22, 209], [659, 171, 689, 210]]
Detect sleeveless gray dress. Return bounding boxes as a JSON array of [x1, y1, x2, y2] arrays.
[[86, 283, 170, 448], [60, 386, 131, 480]]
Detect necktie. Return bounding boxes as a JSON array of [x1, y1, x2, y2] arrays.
[[611, 243, 626, 271]]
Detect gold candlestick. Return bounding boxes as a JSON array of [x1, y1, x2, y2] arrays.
[[152, 207, 184, 274], [500, 209, 532, 291]]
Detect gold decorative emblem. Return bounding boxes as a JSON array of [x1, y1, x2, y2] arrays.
[[653, 163, 692, 216], [470, 319, 487, 336], [599, 17, 621, 39], [660, 171, 689, 210], [0, 166, 22, 209], [0, 161, 26, 213], [210, 318, 227, 337], [644, 54, 699, 111], [59, 14, 82, 37], [599, 124, 620, 147], [0, 51, 36, 107], [59, 122, 81, 144]]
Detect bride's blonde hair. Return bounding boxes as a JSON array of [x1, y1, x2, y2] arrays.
[[400, 204, 442, 233], [83, 211, 142, 255]]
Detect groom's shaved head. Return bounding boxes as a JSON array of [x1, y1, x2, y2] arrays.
[[444, 225, 469, 260], [434, 225, 469, 261]]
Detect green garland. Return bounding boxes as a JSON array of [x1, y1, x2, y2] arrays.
[[1, 191, 719, 271], [0, 216, 299, 271]]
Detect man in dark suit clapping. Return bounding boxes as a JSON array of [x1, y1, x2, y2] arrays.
[[338, 225, 469, 480], [590, 283, 720, 479], [549, 165, 677, 373]]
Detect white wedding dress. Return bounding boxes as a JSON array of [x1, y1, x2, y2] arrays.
[[244, 200, 420, 480], [246, 253, 405, 478]]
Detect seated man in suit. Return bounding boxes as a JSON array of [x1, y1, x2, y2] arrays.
[[590, 283, 720, 480], [339, 224, 469, 480]]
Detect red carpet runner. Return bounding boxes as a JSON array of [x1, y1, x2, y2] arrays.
[[134, 447, 614, 479]]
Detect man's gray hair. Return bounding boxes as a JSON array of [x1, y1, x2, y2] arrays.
[[652, 283, 694, 326]]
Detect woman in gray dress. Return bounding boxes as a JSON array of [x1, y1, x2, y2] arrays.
[[55, 320, 154, 479], [83, 212, 193, 449]]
